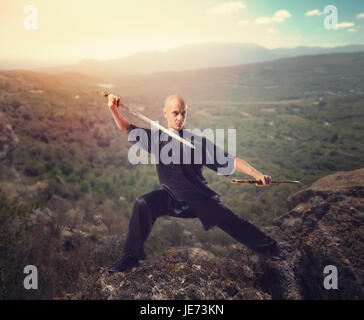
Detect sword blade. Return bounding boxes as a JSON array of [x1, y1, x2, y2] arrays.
[[103, 92, 195, 149]]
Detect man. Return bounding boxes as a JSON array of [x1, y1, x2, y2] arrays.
[[107, 94, 284, 273]]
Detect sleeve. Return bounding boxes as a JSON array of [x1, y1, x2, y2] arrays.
[[128, 124, 152, 154], [202, 137, 236, 176]]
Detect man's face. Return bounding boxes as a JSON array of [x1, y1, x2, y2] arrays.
[[164, 99, 187, 131]]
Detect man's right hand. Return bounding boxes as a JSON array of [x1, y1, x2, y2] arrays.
[[107, 93, 130, 133], [107, 94, 120, 110]]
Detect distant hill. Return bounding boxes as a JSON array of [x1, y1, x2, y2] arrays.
[[3, 51, 364, 103], [36, 43, 364, 75], [272, 44, 364, 57], [38, 43, 279, 75], [109, 51, 364, 102]]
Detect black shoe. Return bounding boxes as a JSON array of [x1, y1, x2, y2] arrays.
[[108, 254, 140, 273]]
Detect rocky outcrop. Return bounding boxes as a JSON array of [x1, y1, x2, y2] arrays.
[[71, 168, 364, 300], [273, 168, 364, 299], [72, 246, 270, 300], [0, 112, 19, 161]]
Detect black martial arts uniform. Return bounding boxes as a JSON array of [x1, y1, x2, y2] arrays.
[[123, 124, 277, 260]]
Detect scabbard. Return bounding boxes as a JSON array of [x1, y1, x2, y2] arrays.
[[231, 179, 300, 184]]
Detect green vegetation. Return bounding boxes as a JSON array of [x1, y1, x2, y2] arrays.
[[195, 93, 364, 225], [0, 191, 30, 299], [1, 67, 363, 228]]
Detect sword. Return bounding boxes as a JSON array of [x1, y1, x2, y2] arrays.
[[232, 179, 300, 184], [103, 92, 195, 149]]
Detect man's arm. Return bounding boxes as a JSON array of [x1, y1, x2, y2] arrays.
[[108, 94, 130, 134], [234, 157, 272, 186]]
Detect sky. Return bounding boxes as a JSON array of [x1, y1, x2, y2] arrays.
[[1, 0, 364, 68]]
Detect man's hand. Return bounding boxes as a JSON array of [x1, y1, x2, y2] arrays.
[[107, 94, 120, 110], [106, 94, 130, 134], [234, 158, 272, 187], [254, 174, 272, 187]]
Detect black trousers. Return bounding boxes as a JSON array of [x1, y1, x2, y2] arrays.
[[123, 189, 276, 260]]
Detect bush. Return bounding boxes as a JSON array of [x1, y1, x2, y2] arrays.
[[60, 162, 73, 176], [0, 191, 30, 299], [24, 161, 46, 177]]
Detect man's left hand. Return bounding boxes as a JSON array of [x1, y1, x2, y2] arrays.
[[254, 174, 272, 187]]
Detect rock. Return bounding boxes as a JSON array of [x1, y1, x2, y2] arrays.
[[269, 168, 364, 299], [72, 247, 271, 300]]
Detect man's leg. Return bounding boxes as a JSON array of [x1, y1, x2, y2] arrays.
[[217, 214, 277, 254], [122, 190, 171, 259], [190, 196, 277, 254], [109, 190, 169, 272], [109, 189, 196, 272]]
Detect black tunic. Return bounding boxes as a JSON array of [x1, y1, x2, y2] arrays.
[[128, 124, 236, 201], [127, 124, 236, 229]]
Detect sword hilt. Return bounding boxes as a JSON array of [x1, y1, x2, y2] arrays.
[[102, 91, 121, 107]]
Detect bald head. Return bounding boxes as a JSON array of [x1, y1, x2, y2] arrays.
[[164, 95, 186, 112], [163, 95, 187, 131]]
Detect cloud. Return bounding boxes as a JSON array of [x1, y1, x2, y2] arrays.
[[357, 13, 364, 19], [255, 17, 273, 24], [238, 19, 250, 25], [254, 10, 291, 24], [274, 10, 292, 21], [266, 28, 277, 34], [305, 9, 323, 16], [206, 1, 246, 15], [337, 22, 355, 29]]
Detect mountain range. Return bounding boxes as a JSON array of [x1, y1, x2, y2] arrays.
[[37, 42, 364, 75]]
